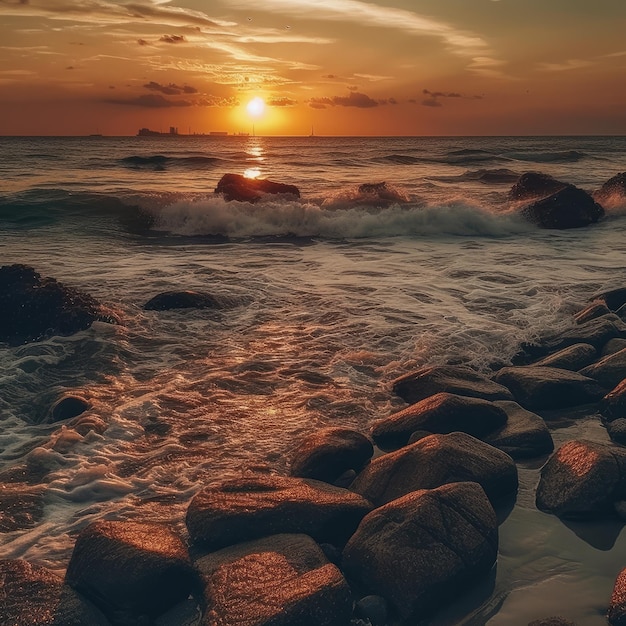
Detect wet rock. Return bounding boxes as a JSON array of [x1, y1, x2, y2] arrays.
[[215, 173, 300, 203], [492, 366, 606, 410], [484, 400, 554, 459], [289, 427, 374, 484], [607, 419, 626, 445], [356, 182, 408, 206], [508, 172, 568, 201], [603, 339, 626, 357], [196, 534, 352, 626], [528, 618, 577, 626], [0, 483, 45, 532], [536, 440, 626, 518], [608, 566, 626, 626], [579, 348, 626, 389], [371, 392, 507, 449], [354, 595, 388, 626], [591, 287, 626, 312], [65, 520, 196, 625], [51, 395, 90, 422], [0, 559, 109, 626], [350, 432, 518, 507], [594, 172, 626, 205], [392, 365, 513, 405], [574, 302, 612, 325], [186, 474, 373, 552], [531, 343, 597, 371], [518, 185, 604, 229], [601, 379, 626, 420], [342, 482, 498, 622], [0, 264, 111, 346], [143, 290, 221, 311]]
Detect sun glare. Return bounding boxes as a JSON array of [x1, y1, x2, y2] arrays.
[[246, 97, 266, 118]]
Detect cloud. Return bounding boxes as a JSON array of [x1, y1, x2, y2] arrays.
[[418, 88, 484, 106], [422, 98, 442, 107], [137, 38, 149, 46], [106, 93, 192, 107], [308, 91, 381, 109], [159, 34, 186, 44], [196, 95, 239, 107], [267, 97, 297, 106], [144, 80, 197, 95], [537, 59, 594, 72]]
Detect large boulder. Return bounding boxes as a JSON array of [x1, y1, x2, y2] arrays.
[[530, 343, 597, 371], [186, 474, 373, 552], [594, 172, 626, 205], [342, 482, 498, 622], [0, 559, 109, 626], [196, 534, 352, 626], [492, 366, 606, 410], [483, 400, 554, 459], [508, 172, 568, 201], [579, 348, 626, 389], [0, 264, 112, 346], [143, 290, 221, 311], [517, 185, 604, 229], [536, 440, 626, 518], [601, 379, 626, 420], [608, 566, 626, 626], [592, 287, 626, 312], [215, 173, 300, 203], [392, 365, 513, 405], [65, 521, 196, 625], [289, 427, 373, 484], [371, 392, 507, 449], [350, 432, 518, 507], [574, 302, 612, 325]]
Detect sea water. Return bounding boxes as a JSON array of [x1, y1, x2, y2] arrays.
[[1, 135, 626, 624]]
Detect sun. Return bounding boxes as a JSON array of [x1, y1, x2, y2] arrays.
[[246, 97, 265, 118]]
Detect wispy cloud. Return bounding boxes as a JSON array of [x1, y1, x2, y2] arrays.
[[105, 93, 192, 107], [537, 59, 594, 72], [309, 91, 382, 109], [144, 80, 197, 95]]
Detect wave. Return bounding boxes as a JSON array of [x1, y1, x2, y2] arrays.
[[508, 150, 588, 163], [120, 155, 224, 169], [429, 168, 521, 184]]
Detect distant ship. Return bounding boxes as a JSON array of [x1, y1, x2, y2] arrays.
[[137, 127, 179, 137]]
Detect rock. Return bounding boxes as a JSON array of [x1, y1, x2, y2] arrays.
[[196, 534, 352, 626], [536, 440, 626, 518], [0, 264, 110, 346], [601, 379, 626, 420], [607, 419, 626, 445], [350, 432, 518, 507], [407, 430, 432, 444], [594, 172, 626, 205], [528, 619, 577, 626], [574, 302, 612, 325], [492, 366, 606, 410], [51, 395, 90, 422], [143, 290, 221, 311], [0, 484, 45, 532], [591, 287, 626, 312], [65, 520, 196, 625], [342, 482, 498, 622], [517, 185, 604, 229], [608, 567, 626, 626], [483, 401, 554, 459], [370, 392, 507, 449], [215, 173, 300, 203], [354, 595, 388, 626], [603, 339, 626, 357], [0, 559, 109, 626], [186, 474, 373, 552], [289, 427, 373, 484], [508, 172, 568, 201], [531, 343, 597, 371], [392, 365, 513, 405], [579, 348, 626, 389]]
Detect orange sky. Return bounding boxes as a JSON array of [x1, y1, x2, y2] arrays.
[[0, 0, 625, 136]]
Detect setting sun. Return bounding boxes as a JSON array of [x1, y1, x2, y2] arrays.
[[246, 97, 266, 119]]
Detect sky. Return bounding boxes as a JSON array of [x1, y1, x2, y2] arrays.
[[0, 0, 625, 136]]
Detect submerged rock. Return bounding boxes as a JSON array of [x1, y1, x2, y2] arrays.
[[342, 482, 498, 622], [186, 474, 373, 552], [492, 366, 606, 410], [392, 365, 513, 405], [65, 520, 196, 625], [371, 392, 507, 449], [215, 173, 300, 203], [196, 534, 352, 626], [536, 440, 626, 518], [350, 431, 518, 507], [0, 483, 45, 532], [143, 290, 221, 311], [0, 264, 111, 346], [289, 427, 373, 484], [508, 172, 568, 201], [0, 559, 109, 626]]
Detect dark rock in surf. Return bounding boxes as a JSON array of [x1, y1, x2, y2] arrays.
[[289, 427, 374, 484], [370, 392, 507, 449], [392, 365, 513, 405], [51, 395, 90, 423], [530, 343, 597, 371], [342, 482, 498, 622], [536, 440, 626, 518], [186, 474, 373, 553], [592, 287, 626, 312], [350, 432, 518, 507], [579, 348, 626, 390], [528, 619, 577, 626], [492, 366, 606, 410], [508, 172, 568, 201], [0, 264, 111, 346], [196, 534, 352, 626], [518, 185, 604, 229], [601, 379, 626, 420], [65, 520, 196, 625], [0, 559, 110, 626], [0, 484, 45, 532], [357, 181, 408, 206], [574, 302, 612, 325], [608, 566, 626, 626], [143, 290, 221, 311], [215, 173, 300, 203], [594, 172, 626, 205], [483, 400, 553, 459]]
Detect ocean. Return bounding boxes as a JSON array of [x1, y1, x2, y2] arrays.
[[1, 135, 626, 624]]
